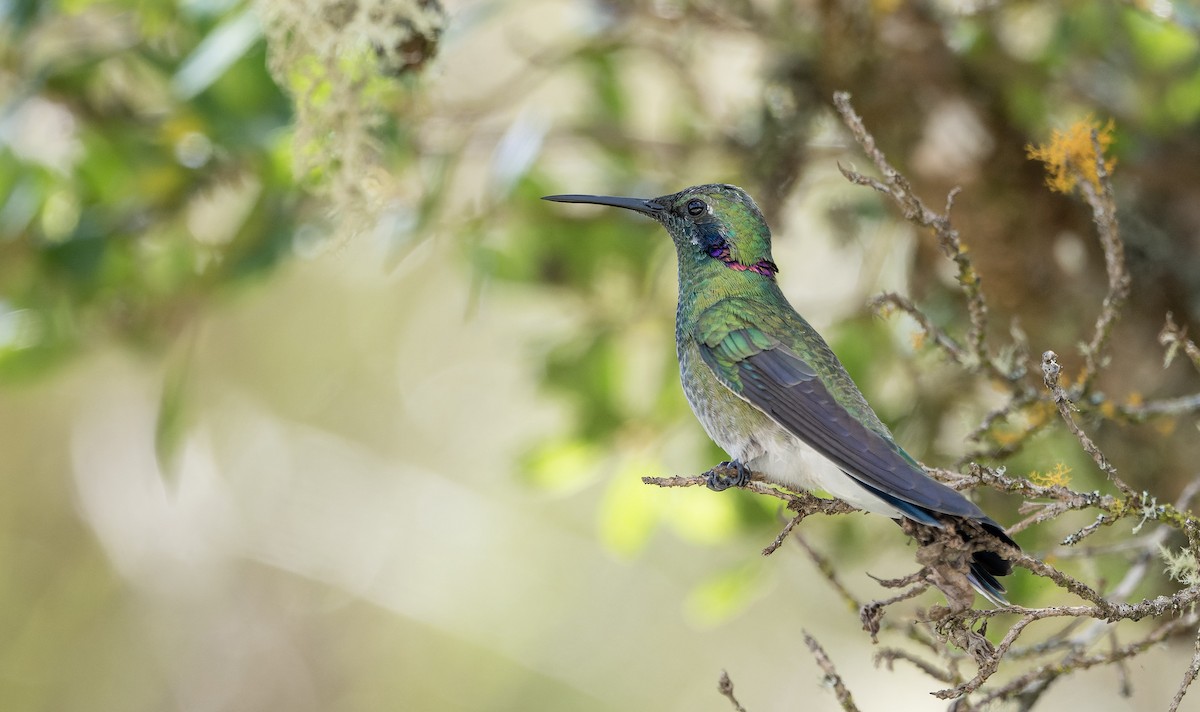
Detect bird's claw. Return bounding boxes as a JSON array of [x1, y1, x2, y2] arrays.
[[705, 460, 750, 491]]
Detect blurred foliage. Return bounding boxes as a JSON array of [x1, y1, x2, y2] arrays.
[[0, 1, 297, 379], [0, 0, 445, 383], [258, 0, 445, 238]]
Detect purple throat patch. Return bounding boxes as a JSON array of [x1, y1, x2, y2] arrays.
[[707, 242, 778, 279]]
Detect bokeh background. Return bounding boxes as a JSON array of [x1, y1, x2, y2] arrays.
[[4, 0, 1200, 710]]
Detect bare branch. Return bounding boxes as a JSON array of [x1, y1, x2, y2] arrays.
[[642, 472, 858, 517], [872, 292, 969, 364], [794, 534, 863, 612], [975, 613, 1200, 707], [1116, 392, 1200, 421], [1042, 350, 1138, 499], [933, 614, 1037, 698], [717, 671, 749, 712], [1169, 630, 1200, 712], [1074, 128, 1130, 396], [760, 508, 809, 556], [805, 631, 862, 712], [962, 390, 1038, 447], [874, 647, 954, 683], [1160, 313, 1200, 374], [833, 91, 997, 377], [861, 583, 929, 641]]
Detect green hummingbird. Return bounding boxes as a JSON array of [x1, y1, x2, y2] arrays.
[[543, 183, 1017, 605]]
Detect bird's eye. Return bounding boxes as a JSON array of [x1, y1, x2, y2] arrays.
[[686, 199, 706, 217]]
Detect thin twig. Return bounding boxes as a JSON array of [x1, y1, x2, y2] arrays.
[[833, 91, 998, 377], [1074, 128, 1130, 396], [795, 533, 862, 611], [872, 292, 970, 367], [762, 510, 805, 556], [1160, 313, 1200, 375], [963, 390, 1038, 447], [1116, 392, 1200, 421], [1042, 350, 1138, 499], [804, 631, 861, 712], [1169, 629, 1200, 712], [874, 647, 955, 683], [861, 583, 930, 641], [717, 670, 749, 712]]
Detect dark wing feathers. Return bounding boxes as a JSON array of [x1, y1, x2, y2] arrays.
[[696, 307, 987, 521]]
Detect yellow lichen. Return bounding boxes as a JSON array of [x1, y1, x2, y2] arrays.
[[990, 401, 1056, 446], [910, 330, 927, 351], [1029, 462, 1073, 488], [1027, 116, 1117, 194]]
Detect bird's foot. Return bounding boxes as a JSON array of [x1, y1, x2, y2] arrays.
[[705, 460, 751, 492]]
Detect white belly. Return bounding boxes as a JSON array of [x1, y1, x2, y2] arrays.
[[677, 339, 903, 519], [722, 421, 905, 519]]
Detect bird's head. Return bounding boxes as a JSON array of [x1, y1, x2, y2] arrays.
[[543, 184, 778, 279]]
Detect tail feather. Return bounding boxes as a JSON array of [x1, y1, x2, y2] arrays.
[[966, 523, 1017, 606], [861, 480, 1018, 606], [968, 559, 1009, 606]]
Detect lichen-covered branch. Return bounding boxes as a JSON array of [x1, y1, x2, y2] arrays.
[[1071, 130, 1130, 394], [642, 472, 857, 519], [974, 613, 1200, 707], [1041, 350, 1138, 499]]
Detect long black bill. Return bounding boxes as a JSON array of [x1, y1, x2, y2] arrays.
[[542, 194, 665, 217]]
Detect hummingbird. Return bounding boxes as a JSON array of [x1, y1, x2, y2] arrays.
[[543, 183, 1017, 606]]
